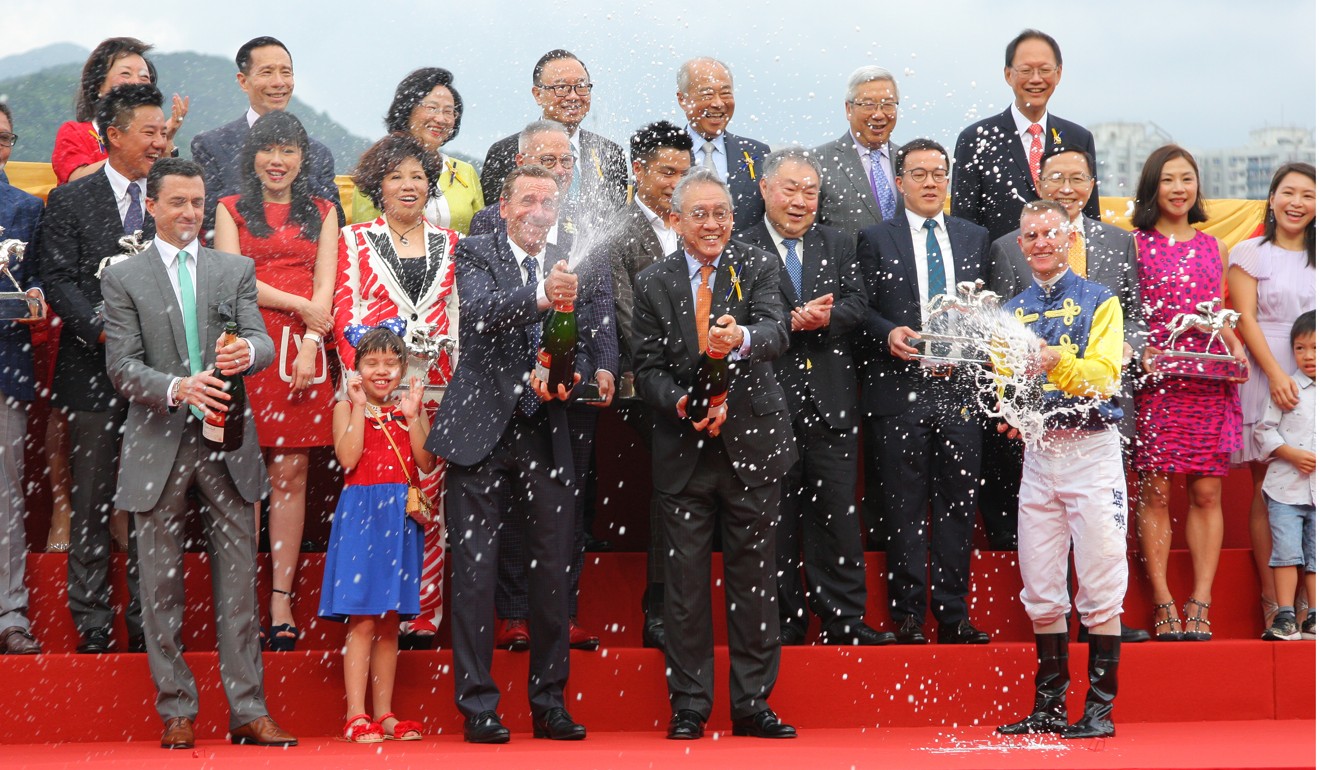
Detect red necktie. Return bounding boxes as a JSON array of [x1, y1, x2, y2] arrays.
[[1027, 124, 1044, 184]]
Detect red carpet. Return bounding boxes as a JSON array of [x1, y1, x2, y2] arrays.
[[3, 721, 1313, 770]]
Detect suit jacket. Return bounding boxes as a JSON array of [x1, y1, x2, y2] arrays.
[[607, 200, 668, 374], [814, 132, 898, 238], [0, 180, 44, 401], [856, 212, 990, 418], [734, 221, 867, 430], [35, 169, 155, 411], [426, 234, 602, 479], [479, 127, 629, 214], [691, 131, 770, 234], [951, 108, 1097, 241], [191, 115, 341, 236], [100, 244, 275, 510], [631, 240, 796, 493]]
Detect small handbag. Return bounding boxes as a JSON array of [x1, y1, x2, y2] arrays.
[[370, 410, 433, 527]]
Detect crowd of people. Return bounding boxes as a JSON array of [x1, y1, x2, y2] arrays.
[[0, 28, 1314, 749]]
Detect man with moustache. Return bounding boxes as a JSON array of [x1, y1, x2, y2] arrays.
[[480, 49, 628, 215], [857, 139, 991, 647], [734, 148, 885, 647], [676, 58, 770, 233], [632, 168, 797, 740], [814, 66, 902, 239]]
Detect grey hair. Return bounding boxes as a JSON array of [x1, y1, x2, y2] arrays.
[[762, 146, 822, 181], [845, 65, 898, 102], [670, 167, 732, 213], [1021, 199, 1072, 232], [517, 119, 570, 153], [676, 57, 732, 93]]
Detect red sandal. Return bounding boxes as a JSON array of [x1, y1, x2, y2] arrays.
[[341, 714, 385, 744], [378, 712, 424, 741]]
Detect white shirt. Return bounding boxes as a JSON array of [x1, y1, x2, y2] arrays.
[[763, 216, 808, 303], [684, 250, 750, 360], [1256, 371, 1316, 506], [853, 137, 896, 200], [103, 162, 147, 227], [245, 107, 263, 128], [1010, 104, 1051, 163], [903, 208, 955, 321], [509, 237, 551, 308], [636, 198, 677, 255], [686, 125, 728, 182]]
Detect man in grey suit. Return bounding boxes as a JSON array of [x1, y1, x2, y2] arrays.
[[101, 158, 296, 750], [814, 66, 902, 239]]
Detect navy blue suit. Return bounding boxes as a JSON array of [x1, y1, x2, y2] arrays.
[[688, 131, 770, 234], [0, 177, 43, 401]]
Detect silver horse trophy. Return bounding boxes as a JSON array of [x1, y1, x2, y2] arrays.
[[394, 321, 456, 403], [908, 278, 1003, 367], [1152, 298, 1246, 380], [0, 226, 43, 321], [92, 230, 153, 320]]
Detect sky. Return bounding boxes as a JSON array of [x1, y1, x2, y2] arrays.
[[6, 0, 1317, 162]]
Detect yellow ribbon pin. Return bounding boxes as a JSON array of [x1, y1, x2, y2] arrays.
[[591, 149, 604, 180], [446, 159, 468, 188], [1051, 127, 1062, 145], [743, 151, 756, 180], [729, 265, 742, 301]]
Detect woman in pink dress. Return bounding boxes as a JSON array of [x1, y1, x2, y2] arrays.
[[1226, 162, 1317, 630], [214, 111, 339, 650], [1133, 145, 1248, 642]]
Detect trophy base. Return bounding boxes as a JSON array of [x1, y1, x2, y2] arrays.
[[391, 384, 448, 403], [0, 293, 43, 321], [1152, 352, 1246, 380], [906, 335, 990, 367]]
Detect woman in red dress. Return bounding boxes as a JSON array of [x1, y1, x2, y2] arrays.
[[214, 111, 339, 650]]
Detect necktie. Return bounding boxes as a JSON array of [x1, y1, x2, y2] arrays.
[[924, 219, 946, 300], [1027, 124, 1044, 184], [869, 148, 897, 220], [783, 238, 802, 302], [701, 141, 717, 171], [519, 254, 543, 417], [176, 250, 204, 419], [1067, 230, 1087, 278], [695, 265, 714, 353], [124, 183, 144, 236]]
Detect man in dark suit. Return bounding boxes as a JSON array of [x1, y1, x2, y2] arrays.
[[427, 165, 599, 744], [36, 83, 161, 655], [814, 66, 902, 239], [479, 49, 628, 217], [857, 139, 991, 646], [101, 158, 295, 749], [633, 167, 797, 740], [676, 58, 770, 234], [0, 102, 46, 656], [734, 147, 887, 647], [952, 29, 1097, 241], [471, 121, 580, 244], [190, 36, 339, 238], [606, 120, 692, 650]]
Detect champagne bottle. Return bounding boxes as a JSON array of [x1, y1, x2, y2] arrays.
[[202, 321, 246, 452], [687, 347, 729, 423], [534, 298, 577, 392]]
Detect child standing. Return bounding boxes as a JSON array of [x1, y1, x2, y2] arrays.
[[318, 323, 436, 742], [1257, 311, 1317, 641]]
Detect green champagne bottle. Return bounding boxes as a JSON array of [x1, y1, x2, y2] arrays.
[[202, 321, 247, 452], [534, 298, 577, 392], [687, 347, 729, 423]]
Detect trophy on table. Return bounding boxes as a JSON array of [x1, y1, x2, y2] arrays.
[[0, 226, 43, 321], [395, 321, 456, 403], [1151, 298, 1247, 380], [907, 278, 1003, 369]]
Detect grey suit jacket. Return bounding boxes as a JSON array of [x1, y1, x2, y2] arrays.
[[607, 200, 667, 374], [814, 132, 897, 239], [100, 244, 275, 511]]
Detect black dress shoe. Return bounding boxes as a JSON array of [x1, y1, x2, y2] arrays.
[[643, 618, 667, 650], [938, 619, 990, 644], [533, 707, 586, 740], [1078, 623, 1150, 643], [127, 635, 147, 653], [667, 709, 705, 740], [779, 624, 807, 646], [894, 616, 927, 645], [820, 620, 895, 646], [464, 710, 510, 744], [584, 535, 613, 552], [731, 709, 796, 738], [77, 627, 112, 654]]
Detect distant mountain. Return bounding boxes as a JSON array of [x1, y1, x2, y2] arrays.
[[0, 43, 87, 81], [0, 50, 371, 172]]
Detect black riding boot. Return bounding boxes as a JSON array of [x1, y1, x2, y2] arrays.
[[997, 632, 1070, 735], [1061, 633, 1119, 738]]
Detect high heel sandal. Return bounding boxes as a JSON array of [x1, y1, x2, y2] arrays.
[[268, 588, 301, 652], [1183, 598, 1212, 641], [1153, 601, 1183, 641]]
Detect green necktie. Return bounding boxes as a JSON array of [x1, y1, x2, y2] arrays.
[[177, 250, 204, 419]]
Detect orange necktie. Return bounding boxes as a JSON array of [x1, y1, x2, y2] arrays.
[[695, 265, 714, 352], [1068, 233, 1087, 278]]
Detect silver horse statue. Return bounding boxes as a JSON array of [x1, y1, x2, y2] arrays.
[[1164, 298, 1241, 355]]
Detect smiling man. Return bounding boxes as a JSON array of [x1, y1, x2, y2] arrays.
[[190, 36, 340, 238], [815, 66, 902, 239]]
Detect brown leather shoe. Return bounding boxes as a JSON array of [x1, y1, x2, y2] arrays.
[[161, 716, 195, 749], [230, 715, 298, 746], [0, 626, 41, 655]]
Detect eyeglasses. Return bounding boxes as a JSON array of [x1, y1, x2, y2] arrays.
[[1039, 172, 1094, 189], [417, 104, 457, 119], [538, 82, 593, 97], [683, 207, 732, 224], [902, 168, 948, 183], [1012, 65, 1058, 78], [535, 154, 576, 170], [0, 133, 17, 148], [849, 99, 899, 116]]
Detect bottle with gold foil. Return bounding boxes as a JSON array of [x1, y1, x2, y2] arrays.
[[202, 321, 247, 452], [687, 347, 729, 423], [534, 298, 577, 392]]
